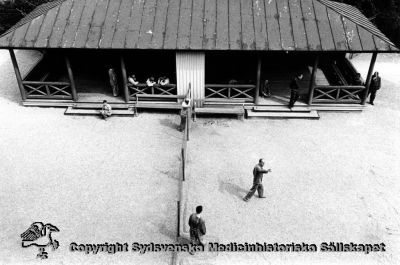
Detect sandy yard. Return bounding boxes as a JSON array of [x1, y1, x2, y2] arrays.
[[0, 50, 182, 264], [0, 50, 399, 265], [181, 53, 400, 265]]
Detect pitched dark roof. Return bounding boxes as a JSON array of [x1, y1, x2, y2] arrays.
[[0, 0, 397, 51]]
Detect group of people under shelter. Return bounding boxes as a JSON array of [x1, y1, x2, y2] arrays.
[[107, 68, 171, 98], [101, 69, 381, 119]]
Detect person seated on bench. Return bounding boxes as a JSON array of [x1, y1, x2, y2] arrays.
[[146, 77, 156, 93], [128, 74, 139, 86], [179, 98, 191, 132], [146, 77, 156, 87], [158, 76, 170, 86], [353, 73, 364, 86], [100, 100, 112, 120], [261, 79, 271, 97]]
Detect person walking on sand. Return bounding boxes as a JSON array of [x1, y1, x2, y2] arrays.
[[100, 100, 112, 120], [243, 159, 272, 202], [188, 205, 206, 247]]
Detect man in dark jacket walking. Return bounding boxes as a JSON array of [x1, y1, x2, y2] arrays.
[[188, 205, 206, 247], [369, 72, 381, 105], [288, 73, 303, 109], [243, 159, 272, 202]]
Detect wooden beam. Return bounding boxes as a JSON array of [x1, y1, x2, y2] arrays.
[[9, 49, 26, 101], [362, 52, 378, 105], [65, 55, 78, 101], [255, 55, 262, 105], [120, 56, 129, 103], [308, 54, 320, 105]]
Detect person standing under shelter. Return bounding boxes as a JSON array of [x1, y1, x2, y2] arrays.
[[188, 205, 206, 247], [179, 97, 191, 132], [100, 100, 112, 120], [108, 68, 119, 97], [243, 159, 272, 202], [369, 72, 381, 105], [288, 73, 303, 109]]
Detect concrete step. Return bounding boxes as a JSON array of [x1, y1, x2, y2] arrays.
[[136, 103, 182, 110], [72, 103, 133, 109], [247, 109, 320, 119], [64, 107, 135, 116], [253, 106, 312, 112], [22, 101, 74, 107], [311, 104, 364, 111]]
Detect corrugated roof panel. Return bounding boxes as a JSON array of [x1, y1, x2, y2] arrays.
[[327, 7, 348, 50], [277, 0, 295, 50], [24, 15, 45, 47], [48, 0, 74, 47], [152, 0, 170, 49], [253, 0, 268, 50], [289, 0, 308, 50], [99, 0, 123, 48], [162, 0, 178, 49], [228, 0, 242, 50], [61, 0, 86, 48], [215, 0, 228, 50], [0, 0, 397, 51], [313, 0, 335, 50], [300, 0, 321, 50], [177, 0, 193, 49], [265, 0, 282, 50], [34, 4, 61, 48], [240, 0, 256, 50], [342, 17, 363, 51], [73, 0, 99, 48]]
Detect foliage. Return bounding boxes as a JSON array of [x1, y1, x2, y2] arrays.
[[0, 0, 54, 33], [336, 0, 400, 46]]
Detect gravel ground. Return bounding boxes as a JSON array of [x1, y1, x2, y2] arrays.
[[0, 50, 182, 265], [182, 54, 400, 265], [0, 50, 399, 265]]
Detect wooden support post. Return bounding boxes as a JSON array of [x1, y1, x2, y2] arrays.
[[308, 55, 319, 105], [176, 201, 181, 238], [186, 108, 190, 141], [65, 55, 78, 101], [255, 55, 262, 105], [9, 49, 26, 101], [120, 56, 129, 103], [362, 52, 378, 105], [181, 148, 185, 181]]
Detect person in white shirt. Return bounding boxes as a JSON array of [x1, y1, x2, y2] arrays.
[[146, 77, 156, 87], [100, 100, 112, 120], [128, 75, 139, 86], [158, 76, 170, 86]]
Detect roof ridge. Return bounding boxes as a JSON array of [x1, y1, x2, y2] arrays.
[[0, 0, 66, 38], [316, 0, 396, 48]]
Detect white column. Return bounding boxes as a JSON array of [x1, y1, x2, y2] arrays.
[[176, 52, 205, 101]]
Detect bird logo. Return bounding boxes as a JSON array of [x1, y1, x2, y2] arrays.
[[20, 222, 60, 259]]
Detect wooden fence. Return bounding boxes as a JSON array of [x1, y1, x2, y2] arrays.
[[311, 85, 365, 104], [22, 81, 72, 99], [205, 84, 255, 101]]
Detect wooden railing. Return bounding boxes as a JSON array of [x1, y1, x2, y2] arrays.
[[205, 84, 255, 100], [22, 81, 72, 99], [128, 83, 177, 99], [311, 85, 365, 103]]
